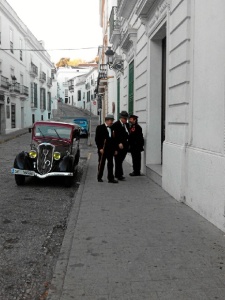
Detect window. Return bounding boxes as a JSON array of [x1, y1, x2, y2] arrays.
[[78, 90, 81, 101], [87, 91, 90, 102], [19, 39, 23, 61], [128, 60, 134, 115], [40, 88, 46, 110], [31, 82, 38, 108], [117, 78, 120, 118], [10, 29, 14, 54], [47, 92, 51, 111]]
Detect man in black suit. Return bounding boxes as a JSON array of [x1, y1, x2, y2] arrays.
[[95, 114, 118, 183], [111, 111, 129, 180], [128, 114, 144, 176]]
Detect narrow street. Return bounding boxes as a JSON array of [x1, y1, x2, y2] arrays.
[[0, 105, 98, 300]]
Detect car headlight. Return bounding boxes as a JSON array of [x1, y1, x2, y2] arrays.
[[29, 150, 37, 159], [53, 152, 61, 160]]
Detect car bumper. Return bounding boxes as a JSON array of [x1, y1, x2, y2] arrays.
[[11, 168, 73, 178]]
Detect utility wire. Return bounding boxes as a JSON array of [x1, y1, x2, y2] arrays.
[[0, 47, 98, 51]]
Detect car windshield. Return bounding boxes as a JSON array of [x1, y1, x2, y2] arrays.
[[34, 125, 72, 139]]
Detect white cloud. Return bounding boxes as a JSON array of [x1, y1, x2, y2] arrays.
[[6, 0, 102, 63]]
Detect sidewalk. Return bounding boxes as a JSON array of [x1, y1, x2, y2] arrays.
[[47, 147, 225, 300], [0, 127, 28, 144]]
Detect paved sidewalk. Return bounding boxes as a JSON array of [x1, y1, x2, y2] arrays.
[[47, 147, 225, 300], [0, 127, 28, 144]]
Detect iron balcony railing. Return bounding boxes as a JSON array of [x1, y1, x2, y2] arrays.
[[20, 85, 29, 96], [40, 71, 46, 82], [85, 82, 90, 90], [30, 63, 38, 77], [9, 82, 20, 93], [109, 6, 121, 40], [0, 75, 9, 89], [47, 77, 52, 87], [99, 64, 108, 79]]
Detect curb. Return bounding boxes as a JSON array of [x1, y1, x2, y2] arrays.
[[46, 152, 92, 300], [0, 128, 29, 144]]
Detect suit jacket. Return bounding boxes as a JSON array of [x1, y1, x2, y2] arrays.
[[95, 124, 116, 154], [129, 123, 144, 152], [111, 120, 129, 150]]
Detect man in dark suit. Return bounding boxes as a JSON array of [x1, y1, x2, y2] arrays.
[[111, 111, 129, 180], [128, 114, 144, 176], [95, 114, 118, 183]]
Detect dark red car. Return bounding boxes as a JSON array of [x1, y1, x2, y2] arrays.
[[11, 120, 80, 187]]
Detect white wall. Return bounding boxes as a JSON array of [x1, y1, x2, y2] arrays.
[[0, 0, 55, 132]]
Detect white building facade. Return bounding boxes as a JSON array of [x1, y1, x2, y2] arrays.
[[66, 67, 98, 115], [0, 0, 55, 133], [99, 0, 225, 231]]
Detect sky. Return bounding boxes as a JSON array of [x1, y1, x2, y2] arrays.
[[6, 0, 102, 64]]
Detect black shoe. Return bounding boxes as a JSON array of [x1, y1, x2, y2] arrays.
[[98, 179, 103, 182], [117, 176, 125, 181], [108, 179, 118, 183], [129, 172, 141, 176]]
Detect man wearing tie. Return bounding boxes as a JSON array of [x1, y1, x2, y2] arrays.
[[95, 114, 118, 183], [111, 111, 129, 180]]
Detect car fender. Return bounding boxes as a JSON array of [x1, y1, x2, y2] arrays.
[[14, 151, 32, 170], [59, 155, 73, 172]]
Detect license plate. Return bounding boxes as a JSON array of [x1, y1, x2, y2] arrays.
[[11, 168, 35, 176]]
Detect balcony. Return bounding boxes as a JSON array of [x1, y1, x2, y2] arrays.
[[68, 80, 74, 91], [39, 71, 46, 83], [20, 85, 29, 100], [9, 82, 20, 96], [99, 64, 107, 79], [85, 82, 90, 90], [109, 6, 121, 47], [47, 77, 53, 87], [0, 75, 9, 92], [30, 63, 38, 78]]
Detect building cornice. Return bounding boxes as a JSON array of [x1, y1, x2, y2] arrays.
[[136, 0, 156, 19], [117, 0, 137, 19]]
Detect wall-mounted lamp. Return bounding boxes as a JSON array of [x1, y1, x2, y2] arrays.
[[105, 47, 124, 73]]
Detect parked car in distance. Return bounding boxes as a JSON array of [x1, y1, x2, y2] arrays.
[[73, 117, 89, 137], [11, 120, 80, 187]]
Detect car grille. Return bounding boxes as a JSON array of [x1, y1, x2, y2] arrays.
[[37, 143, 55, 175]]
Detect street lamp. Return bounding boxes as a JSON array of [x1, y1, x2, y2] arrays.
[[105, 46, 124, 73]]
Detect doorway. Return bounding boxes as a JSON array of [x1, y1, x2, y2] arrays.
[[0, 104, 2, 133], [161, 37, 167, 160], [146, 23, 167, 169], [21, 107, 24, 128], [11, 104, 16, 128]]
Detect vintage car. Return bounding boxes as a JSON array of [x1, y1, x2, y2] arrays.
[[73, 117, 89, 137], [11, 120, 81, 187]]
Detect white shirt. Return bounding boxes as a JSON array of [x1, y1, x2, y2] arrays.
[[105, 123, 111, 137]]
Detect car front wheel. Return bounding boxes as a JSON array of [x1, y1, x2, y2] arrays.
[[15, 174, 25, 186], [64, 176, 73, 187]]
